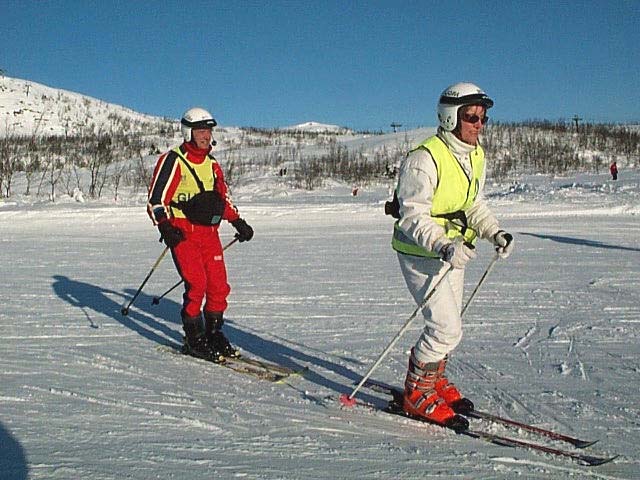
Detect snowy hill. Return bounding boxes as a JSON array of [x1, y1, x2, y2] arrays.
[[0, 75, 414, 176], [283, 121, 351, 133], [0, 76, 359, 143], [0, 76, 174, 138], [0, 76, 355, 138], [0, 75, 422, 206]]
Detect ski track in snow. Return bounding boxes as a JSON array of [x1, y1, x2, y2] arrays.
[[491, 457, 630, 480], [24, 385, 224, 433], [514, 325, 538, 350], [1, 174, 640, 479]]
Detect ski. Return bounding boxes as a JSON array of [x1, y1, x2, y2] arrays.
[[363, 378, 597, 448], [466, 410, 597, 448], [158, 344, 296, 383], [213, 358, 288, 382], [359, 379, 617, 467], [227, 355, 309, 377], [462, 429, 616, 467]]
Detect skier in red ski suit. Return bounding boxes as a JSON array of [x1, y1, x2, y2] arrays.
[[147, 107, 253, 362]]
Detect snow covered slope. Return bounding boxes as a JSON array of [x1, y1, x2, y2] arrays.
[[1, 170, 639, 479], [0, 76, 171, 137]]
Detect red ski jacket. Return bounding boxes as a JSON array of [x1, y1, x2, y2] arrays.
[[147, 142, 239, 226]]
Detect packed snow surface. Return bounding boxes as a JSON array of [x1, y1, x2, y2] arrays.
[[1, 167, 639, 479]]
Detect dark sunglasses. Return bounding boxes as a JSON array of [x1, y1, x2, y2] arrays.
[[461, 113, 489, 125]]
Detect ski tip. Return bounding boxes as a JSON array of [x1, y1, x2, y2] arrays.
[[339, 394, 358, 407], [574, 439, 599, 449], [585, 454, 619, 467]]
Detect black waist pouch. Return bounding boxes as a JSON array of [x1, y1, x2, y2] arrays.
[[172, 190, 225, 226]]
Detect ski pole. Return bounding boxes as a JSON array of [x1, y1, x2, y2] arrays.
[[460, 251, 500, 318], [121, 246, 170, 316], [151, 278, 183, 305], [340, 265, 454, 406], [151, 237, 240, 306]]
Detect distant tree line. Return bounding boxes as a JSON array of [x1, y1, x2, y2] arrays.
[[0, 132, 160, 201], [483, 120, 639, 179], [0, 120, 638, 199], [289, 143, 401, 189], [217, 132, 406, 190], [0, 111, 176, 200], [275, 121, 639, 189]]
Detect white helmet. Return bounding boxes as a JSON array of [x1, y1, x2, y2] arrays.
[[437, 82, 494, 131], [180, 107, 217, 142]]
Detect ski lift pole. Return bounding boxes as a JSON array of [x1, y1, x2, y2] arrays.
[[151, 237, 240, 306], [460, 252, 500, 318], [340, 265, 454, 406], [121, 246, 170, 316]]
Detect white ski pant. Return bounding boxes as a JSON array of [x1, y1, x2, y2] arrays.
[[397, 253, 465, 364]]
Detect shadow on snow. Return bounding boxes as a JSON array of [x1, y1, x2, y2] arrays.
[[51, 275, 182, 345], [519, 232, 640, 252], [51, 275, 381, 405], [0, 422, 28, 480]]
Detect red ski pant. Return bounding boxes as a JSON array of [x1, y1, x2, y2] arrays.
[[170, 219, 230, 318]]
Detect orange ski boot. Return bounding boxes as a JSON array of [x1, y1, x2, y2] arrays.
[[402, 351, 468, 431], [433, 356, 474, 415]]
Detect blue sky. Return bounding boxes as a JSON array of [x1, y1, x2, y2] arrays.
[[2, 1, 638, 130]]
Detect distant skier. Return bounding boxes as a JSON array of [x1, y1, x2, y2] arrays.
[[610, 161, 618, 180], [390, 83, 513, 429], [147, 107, 254, 362]]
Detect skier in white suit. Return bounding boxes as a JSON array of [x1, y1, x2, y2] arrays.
[[390, 82, 514, 430]]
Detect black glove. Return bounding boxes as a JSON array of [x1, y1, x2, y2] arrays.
[[493, 230, 514, 259], [231, 218, 254, 242], [158, 221, 184, 248], [440, 238, 477, 269]]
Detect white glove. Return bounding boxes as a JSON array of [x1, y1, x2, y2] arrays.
[[440, 238, 477, 269], [493, 230, 514, 259]]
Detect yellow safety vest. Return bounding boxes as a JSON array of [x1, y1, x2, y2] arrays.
[[392, 135, 485, 257], [171, 147, 217, 220]]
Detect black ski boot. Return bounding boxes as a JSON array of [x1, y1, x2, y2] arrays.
[[182, 313, 224, 363], [204, 311, 240, 359]]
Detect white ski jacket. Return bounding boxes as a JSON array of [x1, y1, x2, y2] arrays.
[[396, 129, 501, 256]]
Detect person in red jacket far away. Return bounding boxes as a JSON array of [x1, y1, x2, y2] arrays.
[[147, 107, 254, 362]]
